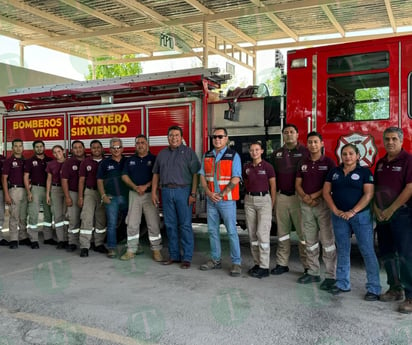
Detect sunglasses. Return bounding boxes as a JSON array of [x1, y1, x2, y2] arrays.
[[212, 135, 227, 139], [111, 145, 122, 150]]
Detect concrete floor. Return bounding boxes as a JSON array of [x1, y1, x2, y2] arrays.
[[0, 226, 410, 345]]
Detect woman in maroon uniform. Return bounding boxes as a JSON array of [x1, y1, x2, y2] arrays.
[[46, 145, 68, 248], [243, 141, 276, 279]]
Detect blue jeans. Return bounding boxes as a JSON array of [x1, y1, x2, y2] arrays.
[[331, 209, 381, 294], [105, 195, 128, 249], [376, 206, 412, 298], [206, 198, 241, 265], [161, 186, 194, 262]]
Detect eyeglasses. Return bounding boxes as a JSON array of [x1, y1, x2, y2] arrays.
[[111, 145, 122, 150], [212, 135, 227, 139]]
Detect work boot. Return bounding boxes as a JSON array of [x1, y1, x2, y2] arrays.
[[270, 265, 289, 275], [248, 265, 259, 275], [200, 259, 222, 271], [19, 238, 31, 246], [152, 250, 163, 262], [80, 248, 89, 257], [9, 241, 18, 249], [120, 251, 135, 261], [230, 264, 242, 277], [320, 278, 336, 291], [107, 249, 117, 259], [66, 244, 77, 252], [380, 288, 405, 302], [297, 273, 321, 284], [135, 246, 144, 255], [0, 239, 9, 246], [399, 298, 412, 314], [31, 241, 40, 249], [250, 267, 269, 279]]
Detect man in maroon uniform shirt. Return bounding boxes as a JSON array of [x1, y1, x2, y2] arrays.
[[374, 127, 412, 313], [61, 140, 85, 252], [24, 140, 55, 249], [270, 124, 309, 275], [2, 139, 29, 249], [78, 140, 107, 257], [295, 131, 336, 289]]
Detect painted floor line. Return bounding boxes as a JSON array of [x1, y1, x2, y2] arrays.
[[0, 306, 158, 345]]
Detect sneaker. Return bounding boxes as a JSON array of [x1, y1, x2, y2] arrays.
[[250, 267, 269, 279], [320, 278, 336, 291], [270, 265, 289, 275], [107, 249, 117, 259], [297, 273, 321, 284], [399, 298, 412, 314], [120, 251, 135, 261], [152, 250, 163, 262], [364, 292, 380, 301], [248, 265, 259, 275], [230, 264, 242, 277], [200, 259, 222, 271], [80, 248, 89, 257], [93, 245, 109, 254], [380, 288, 405, 302]]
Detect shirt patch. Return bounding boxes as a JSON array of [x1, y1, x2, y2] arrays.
[[392, 166, 402, 172], [257, 170, 267, 175], [332, 173, 339, 181], [369, 175, 374, 182], [301, 164, 308, 172], [293, 153, 303, 158], [86, 165, 92, 171], [351, 173, 360, 181], [276, 152, 283, 157], [245, 168, 250, 175], [12, 161, 18, 168], [72, 165, 78, 171], [318, 165, 328, 171], [33, 161, 38, 167], [147, 161, 153, 167], [107, 165, 115, 171], [129, 161, 136, 166], [376, 163, 383, 172]]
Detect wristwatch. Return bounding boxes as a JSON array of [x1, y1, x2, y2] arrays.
[[190, 192, 196, 198]]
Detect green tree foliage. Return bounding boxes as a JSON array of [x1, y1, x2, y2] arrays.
[[85, 55, 142, 80], [264, 67, 282, 96], [354, 86, 389, 120]]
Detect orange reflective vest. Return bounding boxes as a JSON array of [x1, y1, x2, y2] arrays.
[[203, 148, 239, 201]]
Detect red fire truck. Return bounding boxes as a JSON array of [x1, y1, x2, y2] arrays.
[[285, 34, 412, 167], [0, 67, 281, 222]]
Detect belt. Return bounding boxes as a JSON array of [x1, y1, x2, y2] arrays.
[[246, 191, 269, 196], [86, 186, 98, 190], [10, 185, 24, 188], [161, 184, 187, 189], [52, 183, 61, 187], [32, 183, 45, 187], [279, 190, 295, 196]]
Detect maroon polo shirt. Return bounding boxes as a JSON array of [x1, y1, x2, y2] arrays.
[[2, 155, 25, 186], [271, 143, 309, 193], [61, 156, 82, 192], [79, 156, 101, 188], [243, 160, 275, 193], [46, 160, 64, 185], [0, 155, 4, 189], [374, 149, 412, 209], [296, 155, 336, 194], [24, 155, 52, 186]]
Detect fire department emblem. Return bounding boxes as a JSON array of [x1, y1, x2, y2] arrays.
[[335, 133, 377, 167], [87, 165, 92, 171], [33, 161, 38, 167]]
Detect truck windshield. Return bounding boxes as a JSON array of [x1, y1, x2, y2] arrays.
[[327, 72, 389, 122]]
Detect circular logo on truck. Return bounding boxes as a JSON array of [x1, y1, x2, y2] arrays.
[[335, 133, 377, 167]]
